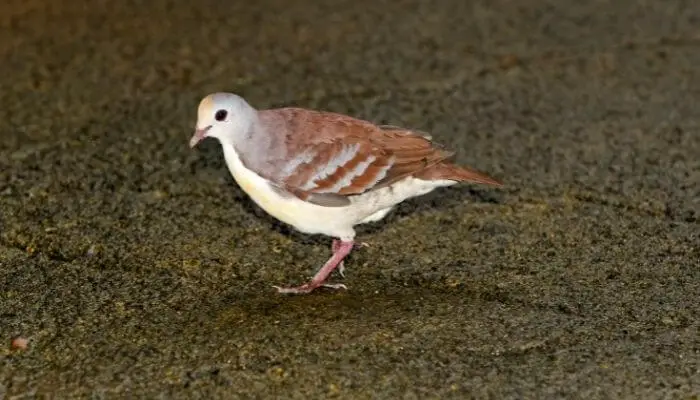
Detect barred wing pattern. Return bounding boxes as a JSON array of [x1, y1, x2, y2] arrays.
[[263, 108, 455, 206]]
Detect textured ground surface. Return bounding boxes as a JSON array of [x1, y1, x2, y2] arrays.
[[1, 0, 699, 398]]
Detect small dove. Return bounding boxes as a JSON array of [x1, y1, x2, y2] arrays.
[[189, 92, 502, 294]]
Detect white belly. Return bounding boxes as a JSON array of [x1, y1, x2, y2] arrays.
[[221, 144, 455, 240], [359, 207, 394, 224]]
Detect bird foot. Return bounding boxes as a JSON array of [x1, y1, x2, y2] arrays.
[[275, 240, 356, 295], [273, 282, 348, 295]]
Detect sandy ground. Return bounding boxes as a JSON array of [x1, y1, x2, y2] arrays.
[[1, 0, 699, 398]]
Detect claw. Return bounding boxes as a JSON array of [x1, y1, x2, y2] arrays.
[[273, 282, 347, 295], [322, 283, 348, 290], [273, 285, 311, 295], [274, 240, 357, 295]]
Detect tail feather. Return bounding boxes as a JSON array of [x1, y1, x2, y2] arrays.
[[415, 162, 503, 186]]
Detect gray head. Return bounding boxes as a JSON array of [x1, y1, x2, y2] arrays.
[[189, 92, 257, 148]]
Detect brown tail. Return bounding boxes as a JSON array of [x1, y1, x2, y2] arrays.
[[415, 162, 503, 186]]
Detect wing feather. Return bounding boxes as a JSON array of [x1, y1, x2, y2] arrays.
[[257, 108, 458, 206]]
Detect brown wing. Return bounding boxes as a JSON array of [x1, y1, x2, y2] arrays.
[[265, 108, 454, 206]]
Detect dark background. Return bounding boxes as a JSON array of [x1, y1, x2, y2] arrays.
[[1, 0, 698, 398]]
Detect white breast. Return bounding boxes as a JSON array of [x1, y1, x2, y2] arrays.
[[221, 144, 455, 240]]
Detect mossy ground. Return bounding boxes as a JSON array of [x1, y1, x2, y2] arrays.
[[1, 0, 698, 398]]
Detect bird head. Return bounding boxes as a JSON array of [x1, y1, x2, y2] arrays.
[[189, 92, 257, 148]]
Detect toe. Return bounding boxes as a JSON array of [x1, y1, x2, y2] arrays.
[[321, 283, 348, 290], [273, 285, 312, 295]]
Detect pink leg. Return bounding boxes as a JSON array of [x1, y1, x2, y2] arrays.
[[274, 240, 355, 295], [332, 239, 346, 277], [333, 239, 369, 277]]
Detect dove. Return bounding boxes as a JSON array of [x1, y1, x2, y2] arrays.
[[189, 92, 502, 294]]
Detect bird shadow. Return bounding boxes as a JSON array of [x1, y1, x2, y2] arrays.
[[207, 275, 528, 334]]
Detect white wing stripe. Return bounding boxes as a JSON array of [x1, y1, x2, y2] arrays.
[[281, 149, 316, 178], [300, 143, 359, 190], [321, 154, 377, 193], [364, 155, 394, 187]]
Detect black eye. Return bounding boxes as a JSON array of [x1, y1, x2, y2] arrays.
[[214, 109, 227, 121]]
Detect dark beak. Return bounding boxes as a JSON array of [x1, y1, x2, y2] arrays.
[[189, 125, 211, 148]]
